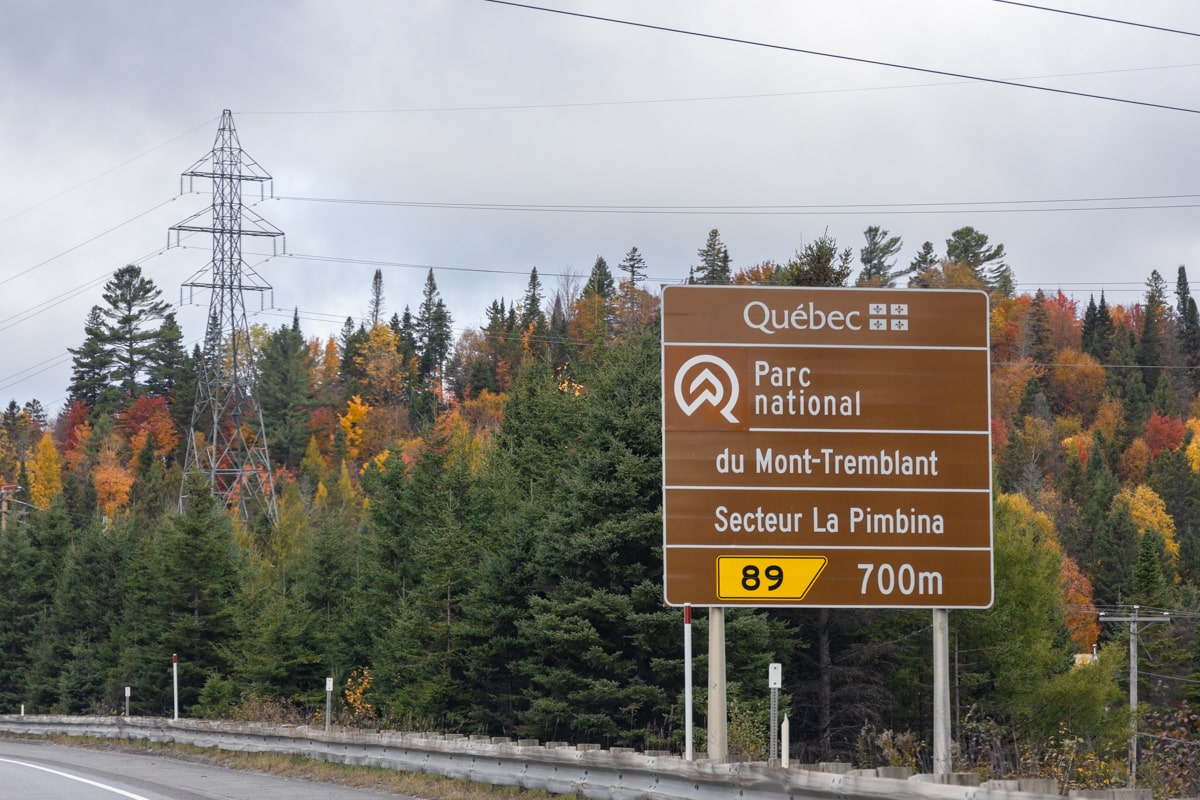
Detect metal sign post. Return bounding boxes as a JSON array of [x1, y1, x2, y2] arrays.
[[768, 663, 781, 766]]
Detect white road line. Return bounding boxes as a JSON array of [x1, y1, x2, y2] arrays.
[[0, 758, 153, 800]]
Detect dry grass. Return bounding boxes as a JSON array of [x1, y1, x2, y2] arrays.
[[4, 734, 559, 799]]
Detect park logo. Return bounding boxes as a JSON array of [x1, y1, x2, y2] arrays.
[[674, 354, 740, 425]]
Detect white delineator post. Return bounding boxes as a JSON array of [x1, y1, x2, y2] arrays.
[[325, 677, 334, 734], [172, 654, 179, 721], [684, 604, 693, 761]]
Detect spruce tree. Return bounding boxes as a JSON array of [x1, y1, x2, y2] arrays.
[[1137, 269, 1169, 393], [584, 256, 614, 299], [618, 246, 647, 287], [784, 232, 853, 287], [693, 229, 731, 284], [258, 311, 313, 468], [68, 307, 117, 411]]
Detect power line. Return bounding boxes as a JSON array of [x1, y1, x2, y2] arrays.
[[237, 60, 1200, 115], [483, 0, 1200, 116], [991, 1, 1200, 39], [274, 192, 1200, 216], [0, 196, 180, 288], [0, 117, 217, 229]]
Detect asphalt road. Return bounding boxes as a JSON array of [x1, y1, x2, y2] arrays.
[[0, 739, 413, 800]]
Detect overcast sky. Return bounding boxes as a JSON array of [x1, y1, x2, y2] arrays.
[[3, 0, 1200, 415]]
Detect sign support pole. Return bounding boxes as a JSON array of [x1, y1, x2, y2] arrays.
[[707, 606, 727, 762], [933, 609, 951, 775], [325, 677, 334, 734], [683, 604, 693, 761]]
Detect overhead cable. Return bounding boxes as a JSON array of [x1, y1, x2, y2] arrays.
[[484, 0, 1200, 115]]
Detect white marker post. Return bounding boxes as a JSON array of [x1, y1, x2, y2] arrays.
[[768, 663, 781, 766], [125, 686, 130, 717], [683, 604, 693, 761], [325, 677, 334, 734], [172, 654, 179, 721]]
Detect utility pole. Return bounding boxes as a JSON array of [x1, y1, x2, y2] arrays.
[[1099, 605, 1171, 788], [0, 484, 18, 535], [171, 110, 283, 525]]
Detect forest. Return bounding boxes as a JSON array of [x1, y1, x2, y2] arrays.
[[0, 225, 1198, 797]]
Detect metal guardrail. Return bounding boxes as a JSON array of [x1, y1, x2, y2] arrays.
[[0, 715, 1068, 800]]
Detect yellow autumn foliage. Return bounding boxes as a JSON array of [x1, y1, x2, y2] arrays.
[[1185, 418, 1200, 472], [1113, 485, 1179, 559], [26, 431, 62, 509], [338, 395, 371, 460]]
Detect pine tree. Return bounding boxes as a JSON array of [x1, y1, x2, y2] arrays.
[[908, 241, 938, 276], [855, 226, 904, 287], [98, 264, 171, 398], [693, 229, 731, 284]]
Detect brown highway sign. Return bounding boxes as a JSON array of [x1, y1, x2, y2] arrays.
[[661, 285, 993, 609]]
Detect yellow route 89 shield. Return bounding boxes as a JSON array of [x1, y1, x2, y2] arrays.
[[716, 555, 828, 601]]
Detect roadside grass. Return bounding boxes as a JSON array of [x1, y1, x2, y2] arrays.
[[1, 733, 559, 799]]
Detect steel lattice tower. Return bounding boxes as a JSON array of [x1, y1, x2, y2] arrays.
[[171, 109, 283, 524]]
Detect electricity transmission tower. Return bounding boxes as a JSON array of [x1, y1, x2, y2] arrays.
[[171, 109, 283, 524]]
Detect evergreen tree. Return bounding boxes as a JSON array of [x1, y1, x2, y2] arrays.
[[1132, 529, 1168, 606], [855, 225, 904, 287], [1137, 269, 1169, 393], [258, 311, 314, 468], [693, 229, 731, 284], [97, 264, 171, 398], [584, 256, 614, 300], [154, 471, 239, 712], [1027, 289, 1054, 367], [145, 312, 187, 402], [618, 246, 647, 287], [945, 226, 1005, 275], [908, 241, 938, 276], [368, 268, 385, 327], [1092, 504, 1139, 605], [67, 307, 117, 411], [415, 270, 454, 381], [784, 232, 853, 287], [945, 226, 1012, 296]]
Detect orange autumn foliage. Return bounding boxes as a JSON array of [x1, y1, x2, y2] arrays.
[[1060, 555, 1099, 651], [121, 395, 180, 465]]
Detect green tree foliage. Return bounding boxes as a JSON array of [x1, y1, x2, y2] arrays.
[[783, 232, 853, 287], [98, 264, 172, 398], [1137, 269, 1169, 394], [907, 241, 938, 278], [945, 226, 1013, 297], [692, 229, 731, 284], [618, 246, 647, 287], [258, 311, 314, 468], [855, 225, 904, 287]]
